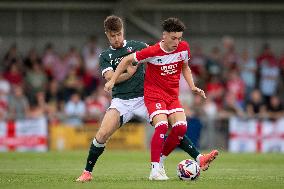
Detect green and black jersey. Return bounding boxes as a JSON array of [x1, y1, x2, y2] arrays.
[[99, 40, 147, 100]]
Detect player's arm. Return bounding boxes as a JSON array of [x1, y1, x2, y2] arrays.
[[104, 54, 135, 92], [103, 64, 137, 84], [182, 63, 206, 99]]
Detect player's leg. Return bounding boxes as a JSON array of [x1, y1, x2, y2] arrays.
[[162, 111, 188, 157], [145, 99, 170, 180], [178, 134, 201, 161], [76, 108, 120, 182], [149, 113, 169, 180], [178, 128, 219, 171]]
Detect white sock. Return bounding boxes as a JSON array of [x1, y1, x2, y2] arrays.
[[196, 154, 203, 165], [159, 155, 167, 168], [151, 162, 160, 172]]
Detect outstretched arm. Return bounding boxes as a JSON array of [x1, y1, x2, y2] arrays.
[[104, 53, 135, 92], [104, 64, 137, 84], [182, 63, 206, 99]]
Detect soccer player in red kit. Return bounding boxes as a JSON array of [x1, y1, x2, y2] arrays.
[[105, 17, 218, 180]]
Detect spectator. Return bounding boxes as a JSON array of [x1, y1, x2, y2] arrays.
[[63, 67, 83, 101], [0, 89, 8, 121], [7, 85, 29, 120], [219, 92, 245, 119], [25, 62, 48, 100], [239, 49, 257, 99], [0, 73, 10, 120], [64, 46, 83, 70], [41, 43, 61, 80], [189, 44, 206, 84], [256, 43, 279, 104], [4, 63, 23, 86], [64, 92, 86, 127], [27, 91, 46, 119], [225, 70, 245, 107], [3, 44, 22, 71], [205, 75, 225, 109], [245, 89, 267, 119], [82, 35, 102, 79], [222, 36, 240, 71], [278, 51, 284, 96], [266, 95, 284, 121], [85, 89, 106, 123], [23, 48, 41, 71], [81, 68, 99, 97], [0, 72, 10, 95], [45, 80, 64, 124], [205, 47, 223, 79]]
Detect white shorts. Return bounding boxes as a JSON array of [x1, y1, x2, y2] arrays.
[[108, 96, 149, 125]]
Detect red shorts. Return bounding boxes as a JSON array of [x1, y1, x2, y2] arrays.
[[144, 97, 184, 122]]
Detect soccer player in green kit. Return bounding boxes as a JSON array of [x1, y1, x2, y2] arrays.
[[76, 15, 217, 182]]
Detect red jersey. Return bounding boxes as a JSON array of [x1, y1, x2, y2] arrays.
[[134, 41, 190, 100]]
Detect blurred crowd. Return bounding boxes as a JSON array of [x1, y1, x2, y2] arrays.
[[0, 36, 283, 127], [0, 36, 110, 126], [181, 37, 284, 123]]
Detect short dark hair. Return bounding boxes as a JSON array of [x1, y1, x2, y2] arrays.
[[162, 17, 185, 32], [104, 15, 123, 32]]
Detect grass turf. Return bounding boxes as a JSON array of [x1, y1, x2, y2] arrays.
[[0, 150, 283, 189]]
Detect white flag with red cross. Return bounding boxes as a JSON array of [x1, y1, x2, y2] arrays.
[[0, 117, 48, 152], [229, 117, 284, 153]]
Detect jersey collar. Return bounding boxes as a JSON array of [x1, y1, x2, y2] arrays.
[[159, 40, 176, 53], [110, 40, 127, 50]]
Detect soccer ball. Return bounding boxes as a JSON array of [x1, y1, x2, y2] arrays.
[[177, 159, 200, 181]]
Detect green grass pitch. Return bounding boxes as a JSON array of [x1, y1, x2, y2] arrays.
[[0, 150, 283, 189]]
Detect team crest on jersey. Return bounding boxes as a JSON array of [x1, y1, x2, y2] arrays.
[[177, 53, 183, 61], [127, 47, 133, 52], [156, 103, 162, 109]]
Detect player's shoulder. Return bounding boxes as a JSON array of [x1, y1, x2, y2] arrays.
[[127, 40, 148, 48], [179, 40, 190, 49], [99, 48, 111, 59], [145, 42, 161, 52]]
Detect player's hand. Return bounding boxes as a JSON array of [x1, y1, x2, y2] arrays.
[[104, 80, 115, 93], [192, 87, 206, 99]]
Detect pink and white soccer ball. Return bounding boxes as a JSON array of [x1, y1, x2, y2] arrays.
[[177, 159, 200, 181]]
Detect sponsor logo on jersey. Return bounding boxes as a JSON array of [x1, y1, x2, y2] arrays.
[[110, 57, 124, 66], [160, 63, 178, 75]]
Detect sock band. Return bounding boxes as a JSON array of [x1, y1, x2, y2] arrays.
[[93, 138, 105, 147]]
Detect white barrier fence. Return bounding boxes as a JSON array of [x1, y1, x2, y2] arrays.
[[229, 117, 284, 153], [0, 117, 48, 152]]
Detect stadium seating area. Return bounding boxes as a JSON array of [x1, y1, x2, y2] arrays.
[[0, 35, 283, 127]]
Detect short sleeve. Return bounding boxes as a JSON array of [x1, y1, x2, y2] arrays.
[[134, 45, 154, 64], [99, 54, 113, 76]]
